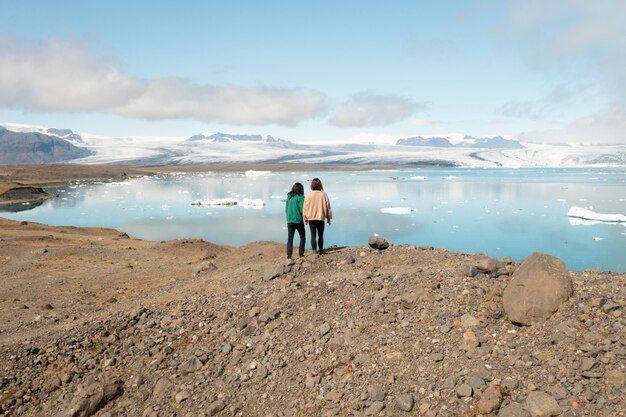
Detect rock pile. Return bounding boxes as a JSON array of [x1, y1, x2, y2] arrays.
[[1, 239, 625, 417]]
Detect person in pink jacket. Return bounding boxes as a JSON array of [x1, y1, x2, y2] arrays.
[[303, 178, 332, 254]]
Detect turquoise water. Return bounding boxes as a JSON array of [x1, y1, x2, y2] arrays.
[[2, 168, 625, 272]]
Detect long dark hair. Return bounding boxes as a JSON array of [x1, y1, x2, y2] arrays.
[[289, 182, 304, 196], [310, 178, 323, 191]]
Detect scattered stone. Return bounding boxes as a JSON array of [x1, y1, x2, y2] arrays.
[[605, 369, 625, 387], [525, 391, 561, 417], [396, 393, 414, 412], [364, 401, 385, 415], [263, 264, 284, 281], [430, 353, 445, 362], [368, 386, 386, 401], [319, 322, 331, 336], [464, 265, 478, 277], [477, 385, 502, 414], [498, 401, 530, 417], [152, 378, 172, 397], [456, 383, 473, 398], [368, 236, 389, 250], [179, 357, 203, 375], [206, 399, 226, 416], [64, 381, 123, 417], [174, 390, 190, 404], [194, 260, 216, 276], [503, 252, 573, 326], [460, 314, 481, 328]]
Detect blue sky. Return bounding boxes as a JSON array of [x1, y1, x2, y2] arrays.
[[1, 1, 625, 144]]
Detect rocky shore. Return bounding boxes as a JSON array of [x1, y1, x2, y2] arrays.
[[0, 218, 624, 416]]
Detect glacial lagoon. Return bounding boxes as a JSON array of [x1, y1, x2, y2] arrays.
[[2, 168, 625, 272]]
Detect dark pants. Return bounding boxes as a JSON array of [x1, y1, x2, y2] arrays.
[[287, 222, 305, 258], [308, 220, 325, 253]]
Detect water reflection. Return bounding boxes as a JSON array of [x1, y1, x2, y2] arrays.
[[1, 168, 625, 271]]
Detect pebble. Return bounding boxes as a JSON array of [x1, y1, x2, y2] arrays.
[[396, 393, 414, 412], [456, 383, 473, 398]]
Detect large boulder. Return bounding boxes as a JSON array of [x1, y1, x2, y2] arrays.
[[503, 252, 572, 326]]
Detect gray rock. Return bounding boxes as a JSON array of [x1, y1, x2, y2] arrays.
[[263, 264, 284, 281], [456, 383, 473, 397], [194, 261, 216, 276], [368, 386, 386, 401], [174, 390, 190, 404], [464, 265, 479, 277], [63, 381, 123, 417], [525, 391, 561, 417], [439, 324, 452, 334], [430, 353, 445, 362], [468, 375, 485, 390], [179, 357, 203, 375], [364, 400, 385, 415], [580, 358, 598, 371], [396, 393, 414, 412], [368, 236, 389, 250], [319, 322, 331, 336], [503, 252, 572, 326], [206, 399, 226, 416], [498, 401, 530, 417]]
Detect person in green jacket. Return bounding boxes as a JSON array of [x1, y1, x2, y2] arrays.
[[285, 182, 305, 259]]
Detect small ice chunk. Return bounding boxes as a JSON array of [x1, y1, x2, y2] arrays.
[[410, 176, 426, 180], [239, 198, 265, 208], [592, 237, 604, 241], [380, 207, 413, 214]]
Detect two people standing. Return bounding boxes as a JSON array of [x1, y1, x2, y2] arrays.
[[285, 178, 332, 259]]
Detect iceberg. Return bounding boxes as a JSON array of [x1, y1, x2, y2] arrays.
[[567, 206, 626, 223], [191, 197, 265, 208], [239, 198, 265, 208], [380, 207, 413, 214], [245, 170, 272, 177], [191, 198, 239, 206]]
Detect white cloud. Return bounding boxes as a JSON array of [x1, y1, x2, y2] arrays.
[[329, 92, 425, 127], [0, 38, 326, 126], [488, 0, 626, 144]]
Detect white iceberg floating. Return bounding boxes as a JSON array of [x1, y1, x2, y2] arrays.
[[567, 206, 626, 223], [191, 197, 265, 208], [380, 207, 413, 214], [191, 198, 239, 206], [245, 170, 272, 177], [410, 175, 426, 180], [105, 181, 131, 187]]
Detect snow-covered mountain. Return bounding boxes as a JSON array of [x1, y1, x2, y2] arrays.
[[186, 132, 292, 148], [396, 135, 525, 149], [0, 125, 92, 164], [1, 124, 625, 168]]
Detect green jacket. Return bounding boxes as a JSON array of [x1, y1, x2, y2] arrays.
[[285, 193, 304, 223]]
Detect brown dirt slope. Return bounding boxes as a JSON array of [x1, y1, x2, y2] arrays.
[[0, 218, 624, 416]]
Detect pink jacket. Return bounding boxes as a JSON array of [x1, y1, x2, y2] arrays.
[[303, 190, 332, 222]]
